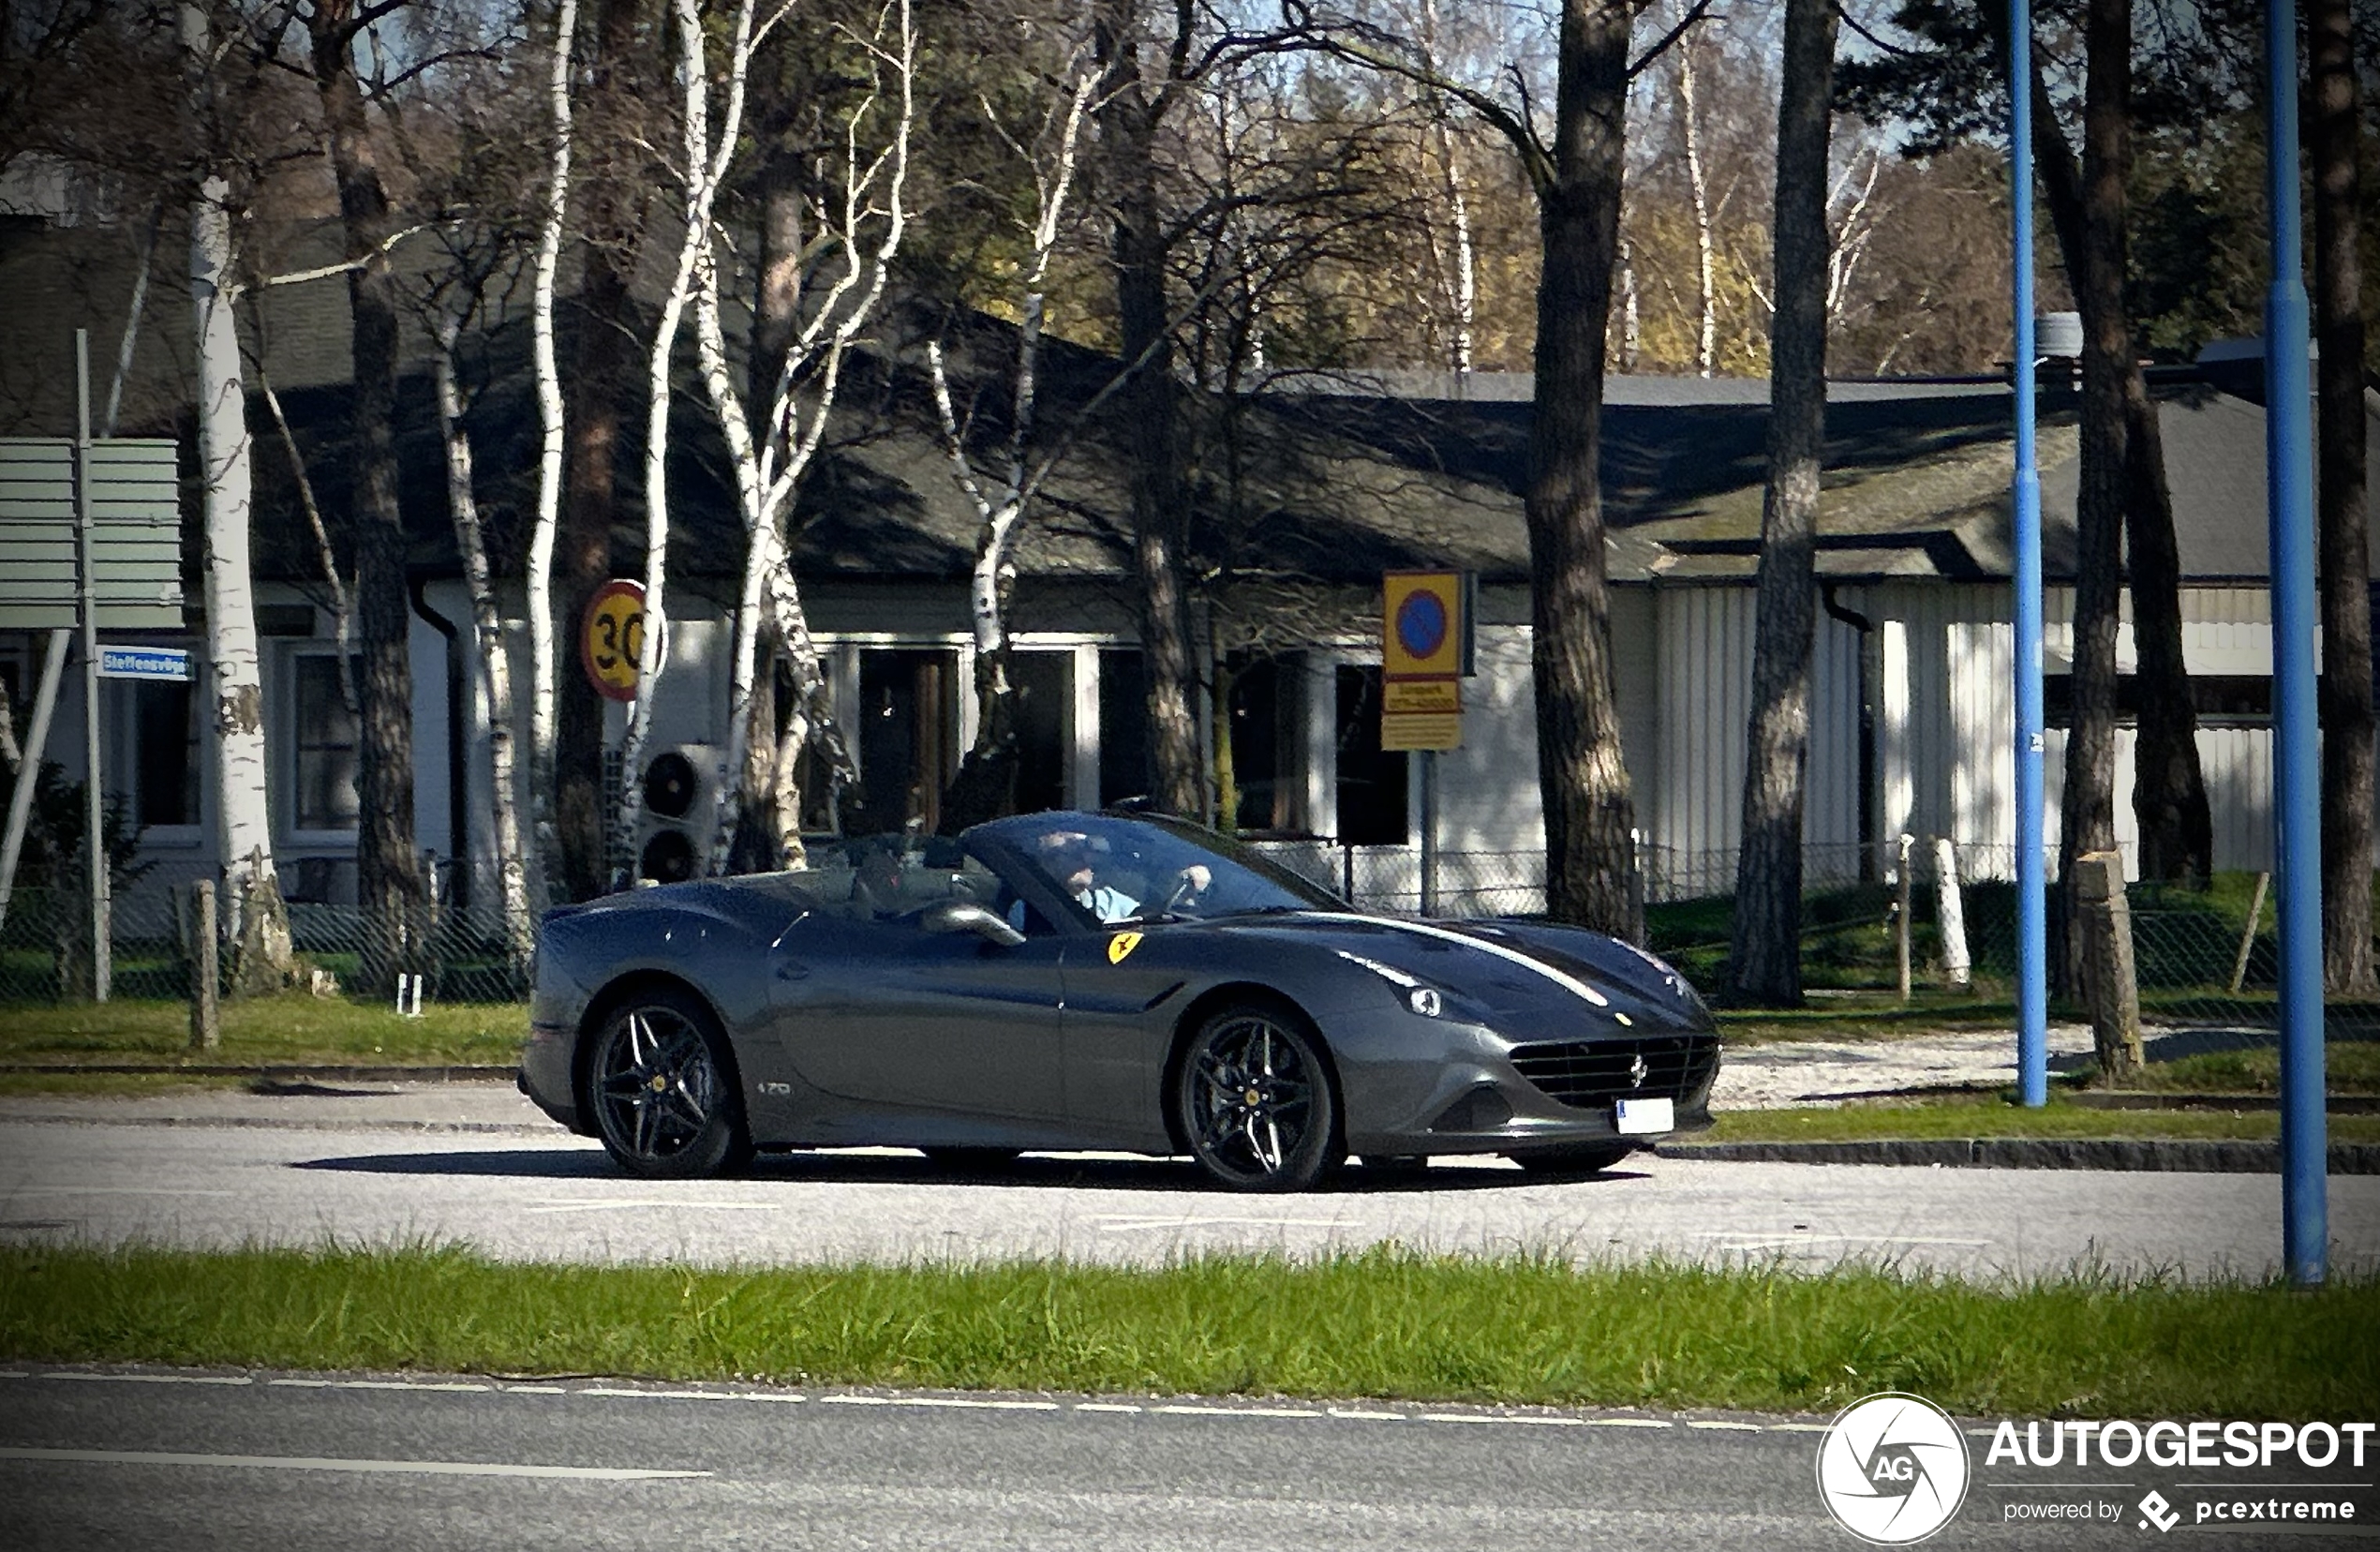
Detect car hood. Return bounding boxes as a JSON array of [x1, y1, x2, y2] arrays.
[[1202, 911, 1711, 1030]]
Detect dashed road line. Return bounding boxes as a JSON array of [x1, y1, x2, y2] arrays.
[[0, 1445, 707, 1481], [1153, 1404, 1320, 1419], [268, 1379, 490, 1393], [817, 1395, 1061, 1411], [40, 1372, 252, 1387]]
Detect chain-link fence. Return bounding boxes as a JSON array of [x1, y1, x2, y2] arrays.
[[0, 885, 530, 1007]]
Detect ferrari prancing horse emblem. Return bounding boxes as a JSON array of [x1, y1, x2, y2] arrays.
[[1108, 932, 1143, 964]]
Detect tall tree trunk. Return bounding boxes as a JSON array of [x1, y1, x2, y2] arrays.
[[2052, 0, 2129, 1010], [2011, 16, 2210, 901], [527, 0, 576, 915], [309, 0, 419, 993], [183, 2, 291, 985], [2313, 0, 2374, 993], [432, 302, 533, 980], [558, 0, 648, 901], [1727, 0, 1837, 1007], [1094, 1, 1202, 820], [1529, 0, 1638, 934], [1677, 25, 1717, 379]]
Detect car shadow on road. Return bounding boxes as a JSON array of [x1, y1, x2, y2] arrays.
[[290, 1149, 1652, 1194]]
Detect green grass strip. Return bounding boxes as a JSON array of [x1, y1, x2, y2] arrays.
[[3, 1245, 2373, 1421]]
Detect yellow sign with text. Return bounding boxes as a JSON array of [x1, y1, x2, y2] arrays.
[[1380, 712, 1463, 753], [1383, 679, 1463, 715]]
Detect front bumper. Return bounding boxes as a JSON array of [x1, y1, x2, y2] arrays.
[[1330, 1007, 1719, 1157]]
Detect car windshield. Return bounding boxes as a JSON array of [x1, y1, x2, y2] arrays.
[[989, 813, 1339, 925]]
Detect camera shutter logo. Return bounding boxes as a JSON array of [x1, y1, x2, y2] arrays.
[[1814, 1393, 1971, 1545]]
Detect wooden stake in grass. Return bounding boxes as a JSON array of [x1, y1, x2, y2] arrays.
[[188, 878, 218, 1052]]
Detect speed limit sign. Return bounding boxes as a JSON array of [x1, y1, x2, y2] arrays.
[[580, 579, 647, 701]]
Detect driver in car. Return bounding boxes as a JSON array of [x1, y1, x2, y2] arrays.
[[1020, 828, 1212, 925]]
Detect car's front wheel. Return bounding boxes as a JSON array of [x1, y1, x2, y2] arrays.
[[587, 987, 751, 1180], [1173, 1002, 1342, 1192]]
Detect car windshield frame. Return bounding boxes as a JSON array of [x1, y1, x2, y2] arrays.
[[969, 811, 1343, 929]]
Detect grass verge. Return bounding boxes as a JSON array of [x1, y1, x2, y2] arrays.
[[1708, 1094, 2380, 1144], [0, 996, 526, 1070], [1, 1244, 2372, 1421]]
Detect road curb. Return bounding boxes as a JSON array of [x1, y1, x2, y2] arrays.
[[1657, 1138, 2380, 1173]]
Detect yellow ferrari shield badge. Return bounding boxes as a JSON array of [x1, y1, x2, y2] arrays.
[[1108, 932, 1144, 964]]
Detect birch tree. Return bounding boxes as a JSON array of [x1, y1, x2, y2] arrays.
[[527, 0, 576, 916], [929, 40, 1096, 832], [606, 0, 761, 886], [690, 0, 916, 873], [183, 0, 293, 986]]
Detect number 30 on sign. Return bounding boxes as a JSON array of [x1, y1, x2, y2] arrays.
[[581, 579, 647, 702]]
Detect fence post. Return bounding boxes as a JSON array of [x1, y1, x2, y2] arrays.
[[1895, 832, 1914, 1003], [1933, 837, 1971, 991], [188, 878, 219, 1052], [1627, 828, 1646, 947], [2229, 871, 2270, 994], [2075, 850, 2143, 1083], [1340, 838, 1355, 905]]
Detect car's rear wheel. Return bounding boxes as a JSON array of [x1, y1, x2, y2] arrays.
[[1173, 1003, 1341, 1192], [587, 987, 751, 1180], [1508, 1142, 1637, 1177], [921, 1146, 1022, 1173]]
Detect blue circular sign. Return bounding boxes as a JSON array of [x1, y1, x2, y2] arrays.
[[1395, 590, 1449, 660]]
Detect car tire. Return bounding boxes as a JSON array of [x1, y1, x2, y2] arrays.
[[1172, 1002, 1343, 1192], [921, 1146, 1022, 1173], [586, 986, 751, 1180], [1508, 1142, 1637, 1177]]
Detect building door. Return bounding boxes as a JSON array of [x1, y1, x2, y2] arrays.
[[856, 649, 958, 834]]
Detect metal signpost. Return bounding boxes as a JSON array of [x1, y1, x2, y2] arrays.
[[0, 329, 185, 993], [2007, 0, 2049, 1109], [2263, 0, 2328, 1288], [1380, 572, 1473, 916]]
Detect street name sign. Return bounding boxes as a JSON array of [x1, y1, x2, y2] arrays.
[[97, 646, 191, 681]]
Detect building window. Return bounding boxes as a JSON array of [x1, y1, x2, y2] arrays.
[[1335, 665, 1407, 844], [1009, 651, 1068, 815], [133, 678, 199, 828], [293, 653, 360, 830], [1222, 653, 1294, 834], [855, 648, 956, 834], [1098, 649, 1149, 807]]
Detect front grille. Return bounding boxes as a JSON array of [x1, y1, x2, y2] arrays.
[[1507, 1033, 1720, 1110]]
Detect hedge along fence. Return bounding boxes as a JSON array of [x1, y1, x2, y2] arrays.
[[0, 885, 530, 1007]]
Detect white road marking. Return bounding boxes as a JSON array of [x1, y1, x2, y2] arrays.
[[5, 1186, 239, 1198], [42, 1372, 251, 1387], [1327, 1409, 1407, 1422], [1094, 1216, 1345, 1232], [525, 1200, 777, 1215], [0, 1446, 708, 1481], [817, 1395, 1060, 1411], [1151, 1404, 1321, 1419], [267, 1379, 489, 1393], [1584, 1418, 1675, 1428], [1706, 1233, 1991, 1251], [1688, 1421, 1763, 1431], [1075, 1403, 1143, 1413]]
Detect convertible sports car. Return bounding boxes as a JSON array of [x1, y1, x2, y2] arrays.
[[519, 811, 1719, 1191]]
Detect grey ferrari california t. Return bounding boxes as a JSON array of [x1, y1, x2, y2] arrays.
[[519, 810, 1719, 1191]]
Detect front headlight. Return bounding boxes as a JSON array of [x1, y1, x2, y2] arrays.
[[1335, 949, 1444, 1017]]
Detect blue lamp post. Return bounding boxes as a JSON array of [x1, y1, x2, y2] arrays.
[[2264, 0, 2329, 1289], [2009, 0, 2048, 1110]]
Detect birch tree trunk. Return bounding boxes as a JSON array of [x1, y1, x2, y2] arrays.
[[183, 2, 291, 985], [1727, 0, 1837, 1007], [527, 0, 576, 916], [2312, 0, 2374, 993], [432, 302, 533, 977], [1677, 27, 1717, 380]]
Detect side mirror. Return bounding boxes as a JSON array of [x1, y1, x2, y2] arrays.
[[918, 900, 1027, 948]]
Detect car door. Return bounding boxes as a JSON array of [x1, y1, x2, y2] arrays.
[[778, 862, 1068, 1123]]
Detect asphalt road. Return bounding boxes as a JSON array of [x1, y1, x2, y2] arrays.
[[2, 1108, 2376, 1279], [6, 1365, 2373, 1551]]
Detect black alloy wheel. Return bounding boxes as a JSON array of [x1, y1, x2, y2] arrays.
[[1173, 1003, 1341, 1192], [587, 987, 751, 1179], [1508, 1142, 1637, 1177], [921, 1146, 1023, 1173]]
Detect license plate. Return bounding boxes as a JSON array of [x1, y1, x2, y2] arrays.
[[1614, 1097, 1673, 1135]]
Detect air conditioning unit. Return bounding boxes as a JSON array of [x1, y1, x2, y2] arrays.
[[636, 743, 722, 884]]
